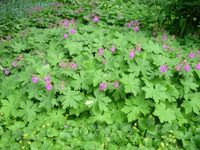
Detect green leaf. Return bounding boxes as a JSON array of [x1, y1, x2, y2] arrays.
[[182, 93, 200, 114], [0, 92, 21, 117], [38, 94, 58, 111], [11, 42, 26, 53], [71, 71, 93, 90], [181, 78, 198, 94], [64, 40, 83, 56], [35, 64, 51, 76], [121, 96, 151, 122], [46, 110, 66, 128], [128, 57, 152, 77], [154, 103, 176, 123], [89, 90, 112, 113], [142, 82, 168, 103], [138, 116, 155, 131], [18, 100, 39, 123], [61, 87, 84, 109], [47, 51, 64, 66], [46, 127, 59, 137], [120, 74, 141, 96], [143, 40, 164, 54]]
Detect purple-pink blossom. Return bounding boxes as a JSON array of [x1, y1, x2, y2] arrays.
[[175, 64, 182, 71], [113, 80, 119, 88], [93, 16, 99, 22], [136, 44, 141, 52], [188, 53, 195, 59], [99, 82, 107, 91], [127, 22, 132, 28], [68, 62, 77, 70], [70, 18, 75, 24], [129, 50, 135, 59], [111, 46, 116, 53], [44, 76, 51, 83], [69, 28, 76, 34], [3, 68, 10, 76], [63, 34, 68, 39], [63, 19, 68, 28], [198, 50, 200, 55], [45, 83, 53, 91], [163, 44, 168, 49], [195, 63, 200, 70], [12, 61, 17, 67], [184, 64, 190, 72], [32, 76, 39, 83], [133, 26, 139, 32], [160, 65, 168, 73], [162, 34, 167, 41], [98, 48, 104, 56]]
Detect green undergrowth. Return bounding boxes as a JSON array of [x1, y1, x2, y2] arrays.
[[0, 1, 200, 150]]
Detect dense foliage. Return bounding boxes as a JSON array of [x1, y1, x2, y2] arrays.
[[154, 0, 200, 37], [0, 1, 200, 149]]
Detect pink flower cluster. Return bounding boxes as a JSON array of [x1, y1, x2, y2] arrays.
[[99, 80, 119, 91], [62, 18, 76, 39], [188, 52, 195, 59], [44, 76, 53, 91], [127, 20, 140, 32], [98, 46, 117, 56], [92, 15, 100, 22], [160, 65, 168, 73], [59, 61, 78, 70], [161, 59, 200, 73], [98, 48, 104, 56], [162, 34, 167, 41], [32, 76, 39, 83], [129, 50, 135, 59], [31, 75, 53, 91]]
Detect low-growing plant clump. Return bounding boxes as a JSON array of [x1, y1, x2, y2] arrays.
[[0, 1, 200, 150]]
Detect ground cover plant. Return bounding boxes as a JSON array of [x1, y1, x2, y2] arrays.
[[0, 0, 200, 149]]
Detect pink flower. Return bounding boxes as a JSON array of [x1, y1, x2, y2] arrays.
[[133, 26, 139, 32], [188, 53, 195, 58], [160, 65, 168, 73], [12, 61, 17, 67], [44, 76, 51, 83], [3, 68, 10, 76], [59, 61, 67, 68], [136, 44, 141, 52], [70, 18, 75, 24], [111, 46, 116, 53], [175, 64, 182, 71], [98, 48, 104, 56], [32, 76, 39, 83], [184, 64, 190, 72], [45, 83, 52, 91], [99, 82, 107, 91], [113, 80, 119, 88], [162, 34, 167, 41], [63, 19, 68, 28], [69, 28, 76, 34], [195, 63, 200, 70], [93, 16, 99, 22], [163, 44, 168, 49], [129, 50, 135, 59], [127, 22, 132, 28], [198, 50, 200, 55], [68, 62, 77, 70], [63, 34, 68, 39]]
